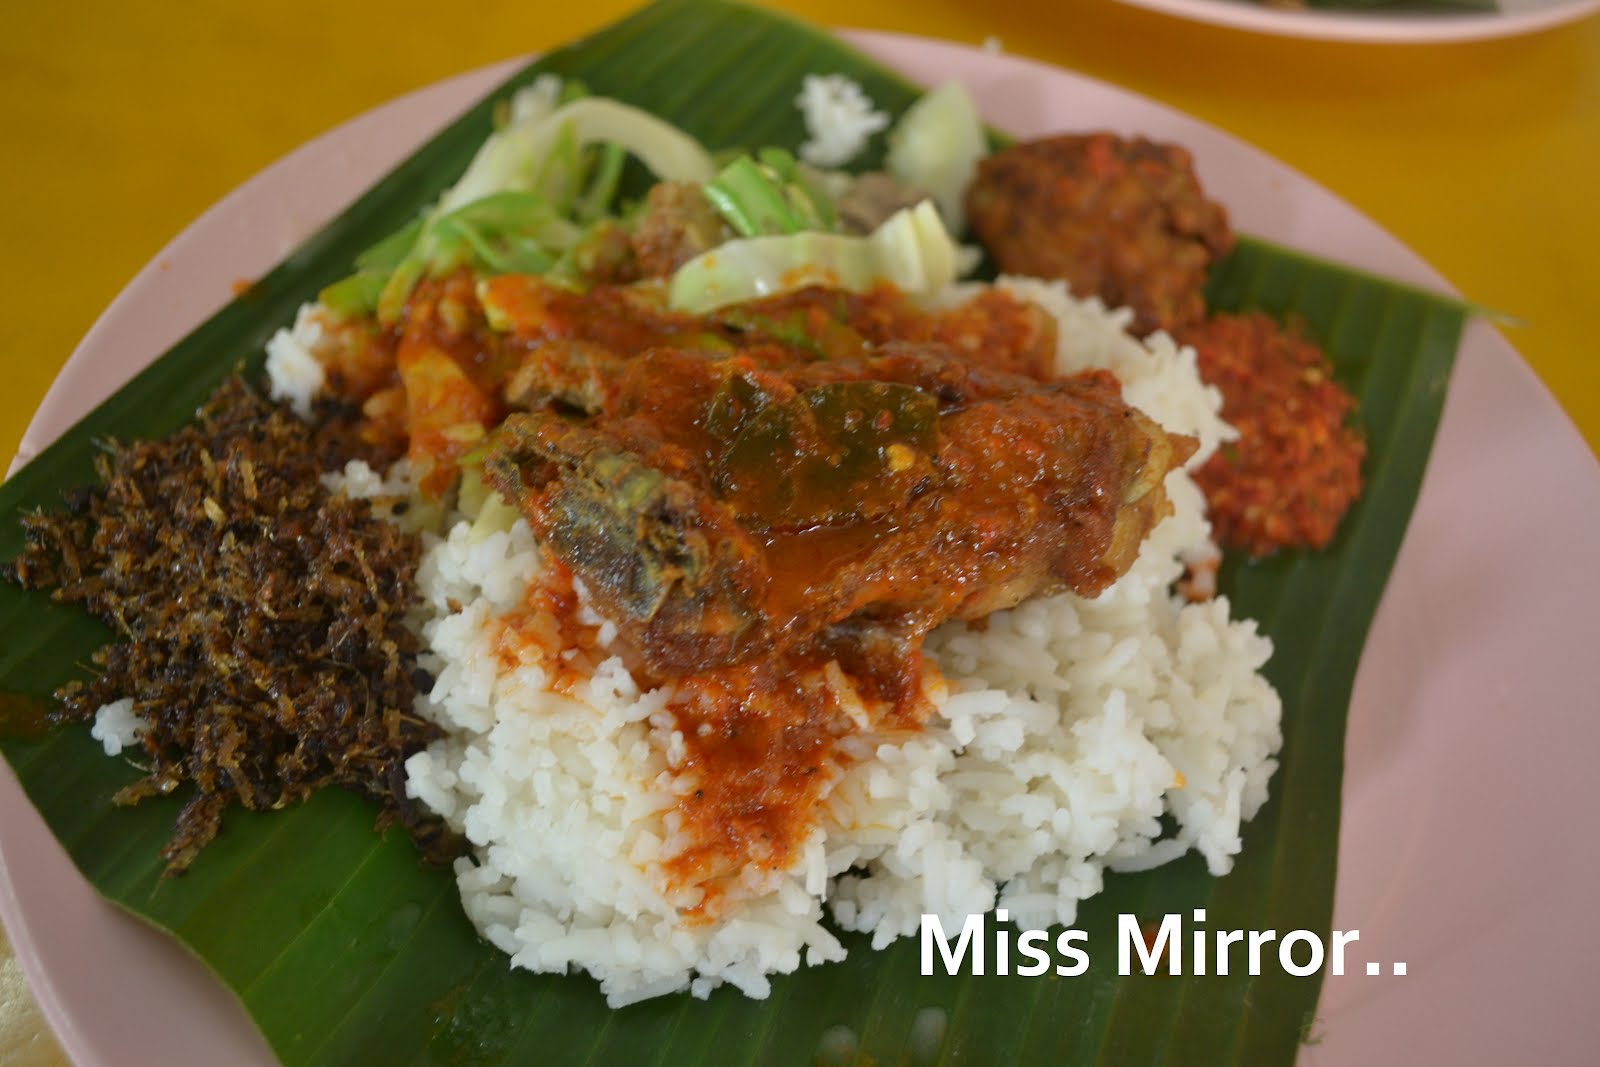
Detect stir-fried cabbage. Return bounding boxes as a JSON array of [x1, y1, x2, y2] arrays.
[[885, 82, 986, 235], [441, 97, 716, 214], [668, 200, 958, 313], [322, 91, 718, 324]]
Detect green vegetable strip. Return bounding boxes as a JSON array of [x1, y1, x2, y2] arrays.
[[354, 218, 425, 273], [759, 146, 836, 230], [536, 121, 585, 212], [576, 142, 626, 223], [316, 271, 387, 319], [704, 156, 796, 235], [318, 217, 427, 318]]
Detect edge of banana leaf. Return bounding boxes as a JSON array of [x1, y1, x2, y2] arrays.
[[0, 1, 1466, 1064]]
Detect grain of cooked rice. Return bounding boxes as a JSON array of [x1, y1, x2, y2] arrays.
[[90, 698, 144, 756]]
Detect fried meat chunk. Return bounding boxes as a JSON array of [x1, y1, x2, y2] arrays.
[[486, 337, 1193, 676], [966, 133, 1234, 337]]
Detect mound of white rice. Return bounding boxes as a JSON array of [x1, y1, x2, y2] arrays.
[[329, 277, 1286, 1007]]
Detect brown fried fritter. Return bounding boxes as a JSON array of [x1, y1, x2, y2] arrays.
[[966, 133, 1234, 337]]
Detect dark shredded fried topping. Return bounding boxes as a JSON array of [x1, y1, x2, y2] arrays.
[[5, 378, 456, 874]]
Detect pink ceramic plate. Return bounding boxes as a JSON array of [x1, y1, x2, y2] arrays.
[[4, 33, 1599, 1067]]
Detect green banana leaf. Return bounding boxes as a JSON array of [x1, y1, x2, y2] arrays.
[[0, 1, 1465, 1064]]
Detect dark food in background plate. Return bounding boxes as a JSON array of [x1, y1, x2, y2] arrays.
[[4, 379, 456, 874], [967, 133, 1235, 337]]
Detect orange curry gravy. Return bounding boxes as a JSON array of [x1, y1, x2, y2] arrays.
[[327, 273, 1135, 913], [485, 559, 608, 694], [482, 548, 940, 914], [335, 272, 1061, 495], [662, 652, 932, 902]]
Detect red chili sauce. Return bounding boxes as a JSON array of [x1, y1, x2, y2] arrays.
[[1179, 311, 1365, 557]]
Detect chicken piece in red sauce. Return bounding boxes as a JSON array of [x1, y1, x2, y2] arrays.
[[482, 277, 1196, 681]]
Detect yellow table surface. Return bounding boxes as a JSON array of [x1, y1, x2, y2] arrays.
[[1, 0, 1597, 1060]]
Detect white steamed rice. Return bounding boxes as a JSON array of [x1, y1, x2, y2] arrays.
[[796, 73, 890, 168], [301, 276, 1282, 1007]]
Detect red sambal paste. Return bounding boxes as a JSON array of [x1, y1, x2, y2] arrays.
[[1180, 311, 1366, 557]]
